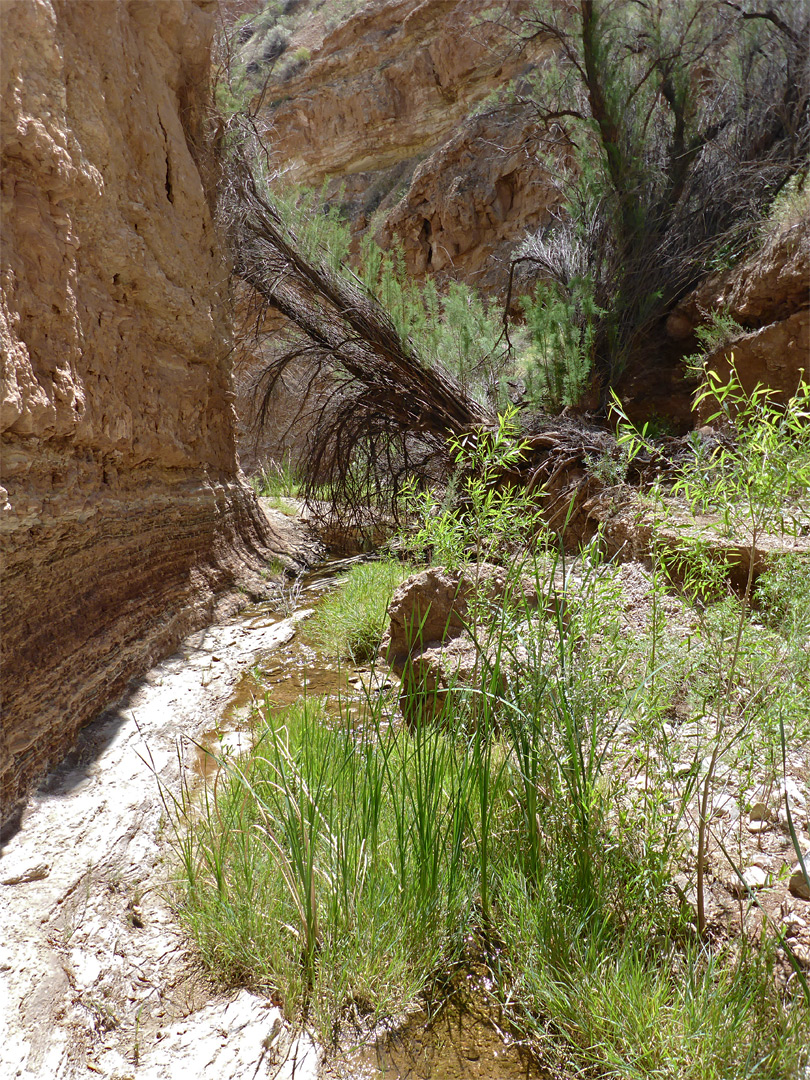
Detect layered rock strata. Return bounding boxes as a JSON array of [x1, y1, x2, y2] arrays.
[[1, 0, 286, 820], [256, 0, 558, 292]]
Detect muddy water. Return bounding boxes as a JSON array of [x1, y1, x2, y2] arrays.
[[194, 555, 387, 781], [333, 981, 544, 1080], [201, 558, 547, 1080]]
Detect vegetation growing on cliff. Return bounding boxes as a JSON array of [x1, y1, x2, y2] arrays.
[[509, 0, 809, 396]]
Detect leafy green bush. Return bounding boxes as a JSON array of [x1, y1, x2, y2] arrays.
[[757, 553, 810, 639], [616, 368, 810, 934], [518, 277, 603, 412], [401, 407, 542, 569], [683, 310, 746, 378], [259, 183, 509, 407], [358, 237, 506, 404]]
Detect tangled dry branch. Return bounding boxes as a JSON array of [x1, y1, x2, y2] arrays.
[[222, 151, 491, 525]]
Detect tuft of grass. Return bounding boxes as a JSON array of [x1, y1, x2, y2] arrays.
[[171, 695, 491, 1036], [252, 456, 302, 499], [309, 559, 412, 662]]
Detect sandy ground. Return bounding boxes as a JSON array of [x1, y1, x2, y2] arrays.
[[0, 606, 319, 1080]]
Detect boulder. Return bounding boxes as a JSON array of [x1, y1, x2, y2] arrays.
[[381, 563, 540, 727], [789, 855, 810, 902]]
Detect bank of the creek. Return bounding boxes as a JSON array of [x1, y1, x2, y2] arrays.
[[0, 537, 541, 1080]]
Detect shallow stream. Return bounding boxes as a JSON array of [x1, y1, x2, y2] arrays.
[[196, 556, 547, 1080]]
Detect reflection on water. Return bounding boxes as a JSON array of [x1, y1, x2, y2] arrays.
[[193, 557, 382, 780], [330, 952, 546, 1080]]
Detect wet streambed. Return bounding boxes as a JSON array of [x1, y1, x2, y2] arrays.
[[197, 555, 546, 1080]]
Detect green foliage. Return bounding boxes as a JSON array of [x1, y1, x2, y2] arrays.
[[172, 369, 810, 1070], [757, 553, 810, 640], [678, 369, 810, 539], [309, 559, 412, 662], [516, 0, 809, 384], [269, 181, 353, 272], [615, 368, 810, 934], [171, 536, 809, 1068], [358, 237, 507, 404], [505, 919, 804, 1079], [258, 184, 508, 406], [173, 695, 495, 1032], [684, 310, 746, 378], [519, 277, 603, 412], [251, 455, 302, 499], [401, 408, 542, 569]]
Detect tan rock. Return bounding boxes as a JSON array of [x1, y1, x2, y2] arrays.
[[381, 563, 542, 727], [253, 0, 560, 294], [382, 563, 538, 673], [789, 857, 810, 902], [0, 0, 290, 819], [729, 865, 770, 896], [668, 218, 809, 415], [378, 106, 562, 293]]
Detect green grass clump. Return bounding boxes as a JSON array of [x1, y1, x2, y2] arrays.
[[309, 559, 412, 662], [251, 457, 302, 499], [170, 543, 809, 1071], [173, 696, 489, 1035]]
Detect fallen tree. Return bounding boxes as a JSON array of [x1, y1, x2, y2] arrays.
[[221, 152, 488, 525], [220, 145, 690, 539]]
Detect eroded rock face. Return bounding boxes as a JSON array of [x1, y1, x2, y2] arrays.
[[668, 218, 810, 411], [378, 105, 561, 292], [256, 0, 558, 293], [0, 0, 287, 819]]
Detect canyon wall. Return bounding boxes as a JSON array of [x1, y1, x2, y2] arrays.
[[0, 0, 286, 820], [255, 0, 558, 293]]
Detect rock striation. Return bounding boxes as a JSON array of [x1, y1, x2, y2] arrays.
[[0, 0, 287, 821], [255, 0, 558, 293]]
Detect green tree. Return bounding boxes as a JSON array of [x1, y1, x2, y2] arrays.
[[511, 0, 809, 397]]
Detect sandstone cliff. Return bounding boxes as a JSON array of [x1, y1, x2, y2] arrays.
[[254, 0, 557, 293], [0, 0, 287, 820]]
